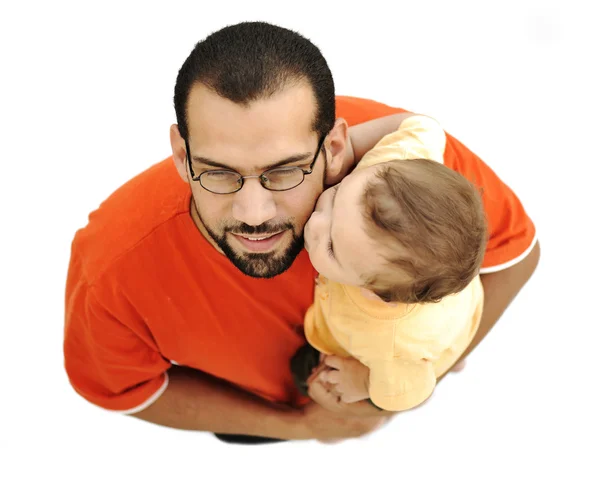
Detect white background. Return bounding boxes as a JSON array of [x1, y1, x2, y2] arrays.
[[1, 0, 598, 489]]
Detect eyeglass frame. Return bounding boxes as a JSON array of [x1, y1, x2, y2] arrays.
[[184, 135, 326, 195]]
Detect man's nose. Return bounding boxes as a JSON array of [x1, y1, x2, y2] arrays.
[[231, 178, 277, 226]]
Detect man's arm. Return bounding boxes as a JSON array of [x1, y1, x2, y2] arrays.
[[440, 240, 541, 379], [131, 365, 388, 440], [131, 366, 296, 436]]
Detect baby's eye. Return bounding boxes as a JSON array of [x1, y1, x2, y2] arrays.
[[327, 240, 335, 258]]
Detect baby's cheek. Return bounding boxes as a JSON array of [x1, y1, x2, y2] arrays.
[[309, 251, 328, 277]]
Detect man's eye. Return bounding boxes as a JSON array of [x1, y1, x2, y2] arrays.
[[271, 167, 300, 176], [206, 171, 237, 181]]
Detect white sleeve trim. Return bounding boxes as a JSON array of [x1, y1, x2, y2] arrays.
[[479, 234, 538, 274], [110, 372, 170, 415]]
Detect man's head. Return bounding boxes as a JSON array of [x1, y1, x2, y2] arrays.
[[170, 22, 348, 278], [304, 160, 488, 303]]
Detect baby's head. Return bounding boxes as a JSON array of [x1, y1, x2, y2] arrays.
[[304, 159, 487, 303]]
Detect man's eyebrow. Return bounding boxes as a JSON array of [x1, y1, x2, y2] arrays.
[[191, 151, 314, 172]]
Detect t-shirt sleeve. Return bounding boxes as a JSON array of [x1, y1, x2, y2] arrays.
[[64, 270, 171, 413], [367, 357, 436, 412], [443, 134, 537, 272]]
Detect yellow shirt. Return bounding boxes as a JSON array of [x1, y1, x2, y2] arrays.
[[304, 116, 485, 411]]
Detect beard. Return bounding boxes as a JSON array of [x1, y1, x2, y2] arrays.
[[199, 213, 306, 279]]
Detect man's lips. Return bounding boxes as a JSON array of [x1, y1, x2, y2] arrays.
[[230, 230, 287, 252]]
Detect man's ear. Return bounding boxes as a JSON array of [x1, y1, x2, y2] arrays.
[[324, 117, 350, 186], [170, 124, 189, 183]]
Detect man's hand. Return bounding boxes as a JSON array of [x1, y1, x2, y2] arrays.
[[297, 399, 388, 443], [318, 355, 370, 404]]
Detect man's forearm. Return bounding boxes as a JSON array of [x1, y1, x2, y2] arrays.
[[131, 365, 304, 439], [442, 240, 541, 378]]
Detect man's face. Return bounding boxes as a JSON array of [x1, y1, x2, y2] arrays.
[[181, 82, 328, 278]]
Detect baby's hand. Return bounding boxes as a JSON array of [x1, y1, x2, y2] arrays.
[[318, 356, 370, 404]]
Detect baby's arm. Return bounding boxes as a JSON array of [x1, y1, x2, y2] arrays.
[[334, 113, 446, 186], [331, 112, 418, 185], [348, 112, 419, 163]]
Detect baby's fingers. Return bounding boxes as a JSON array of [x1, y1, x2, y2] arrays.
[[319, 369, 341, 384]]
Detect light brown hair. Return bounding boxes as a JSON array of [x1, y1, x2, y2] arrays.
[[361, 159, 487, 303]]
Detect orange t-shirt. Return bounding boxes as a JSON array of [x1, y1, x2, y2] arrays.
[[63, 96, 536, 413]]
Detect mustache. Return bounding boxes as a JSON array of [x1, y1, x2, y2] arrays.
[[225, 221, 294, 235]]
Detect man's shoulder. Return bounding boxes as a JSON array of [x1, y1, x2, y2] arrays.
[[69, 157, 190, 283]]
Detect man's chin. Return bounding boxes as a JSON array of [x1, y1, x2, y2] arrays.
[[222, 235, 304, 279]]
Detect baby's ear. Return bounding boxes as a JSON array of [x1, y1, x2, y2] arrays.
[[359, 287, 400, 307], [359, 287, 386, 302]]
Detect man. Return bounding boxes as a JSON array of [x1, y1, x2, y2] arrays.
[[63, 22, 539, 444]]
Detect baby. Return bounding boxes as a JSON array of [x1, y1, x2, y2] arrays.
[[291, 115, 487, 411]]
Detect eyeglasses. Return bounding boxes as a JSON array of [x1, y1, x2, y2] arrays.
[[185, 136, 325, 195]]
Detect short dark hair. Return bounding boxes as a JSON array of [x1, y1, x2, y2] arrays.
[[174, 22, 335, 141], [361, 160, 488, 304]]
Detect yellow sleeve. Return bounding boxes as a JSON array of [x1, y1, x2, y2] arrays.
[[356, 115, 447, 169], [367, 357, 437, 411], [303, 279, 349, 356]]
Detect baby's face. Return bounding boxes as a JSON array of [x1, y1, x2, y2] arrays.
[[304, 166, 387, 285]]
